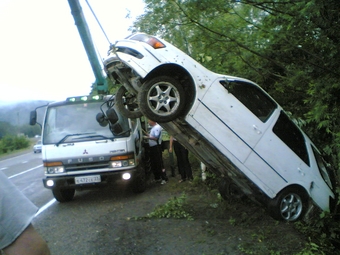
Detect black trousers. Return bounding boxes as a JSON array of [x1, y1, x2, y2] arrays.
[[149, 145, 167, 180], [173, 140, 192, 180]]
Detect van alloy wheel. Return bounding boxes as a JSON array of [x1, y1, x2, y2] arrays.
[[269, 187, 307, 222]]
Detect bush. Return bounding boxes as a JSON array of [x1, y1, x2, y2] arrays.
[[0, 135, 30, 154]]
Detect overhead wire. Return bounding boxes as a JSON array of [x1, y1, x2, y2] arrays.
[[84, 0, 112, 47]]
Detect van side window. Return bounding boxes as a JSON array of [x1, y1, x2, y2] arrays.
[[221, 80, 277, 122], [272, 111, 310, 166]]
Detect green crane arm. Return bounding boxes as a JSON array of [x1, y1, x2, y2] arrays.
[[67, 0, 108, 94]]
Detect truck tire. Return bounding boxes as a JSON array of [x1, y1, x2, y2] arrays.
[[132, 165, 146, 193], [52, 188, 75, 202]]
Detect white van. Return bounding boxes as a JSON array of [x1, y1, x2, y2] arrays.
[[103, 33, 335, 221]]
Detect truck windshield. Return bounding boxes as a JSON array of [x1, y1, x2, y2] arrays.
[[43, 101, 128, 144]]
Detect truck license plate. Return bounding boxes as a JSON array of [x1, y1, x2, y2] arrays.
[[75, 175, 101, 184]]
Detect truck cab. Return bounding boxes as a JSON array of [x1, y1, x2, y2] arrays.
[[30, 95, 149, 202]]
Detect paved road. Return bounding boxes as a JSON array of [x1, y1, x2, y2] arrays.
[[0, 150, 55, 212]]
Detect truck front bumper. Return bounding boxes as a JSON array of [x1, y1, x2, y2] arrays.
[[43, 169, 138, 190]]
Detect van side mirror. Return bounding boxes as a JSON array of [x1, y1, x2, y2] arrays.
[[29, 111, 37, 125]]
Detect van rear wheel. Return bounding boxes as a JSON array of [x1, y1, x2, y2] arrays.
[[269, 187, 307, 222], [52, 188, 75, 202]]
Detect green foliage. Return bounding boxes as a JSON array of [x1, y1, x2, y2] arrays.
[[143, 193, 193, 220], [0, 121, 16, 138], [294, 239, 326, 255], [19, 124, 41, 138], [294, 211, 340, 254], [0, 135, 30, 154]]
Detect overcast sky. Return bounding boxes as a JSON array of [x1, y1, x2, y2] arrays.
[[0, 0, 145, 102]]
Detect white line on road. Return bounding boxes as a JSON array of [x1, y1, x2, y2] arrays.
[[35, 199, 56, 217], [0, 167, 7, 171], [4, 159, 54, 217], [9, 165, 43, 179]]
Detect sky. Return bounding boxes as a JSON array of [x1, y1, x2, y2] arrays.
[[0, 0, 145, 103]]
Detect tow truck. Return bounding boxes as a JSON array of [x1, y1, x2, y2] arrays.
[[29, 0, 149, 202]]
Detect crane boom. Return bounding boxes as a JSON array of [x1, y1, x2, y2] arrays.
[[67, 0, 108, 94]]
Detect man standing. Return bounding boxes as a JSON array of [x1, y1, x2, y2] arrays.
[[144, 120, 167, 184], [169, 136, 193, 183]]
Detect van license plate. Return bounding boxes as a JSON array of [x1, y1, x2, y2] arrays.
[[75, 175, 101, 184]]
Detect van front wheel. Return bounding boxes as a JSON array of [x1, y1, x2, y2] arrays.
[[116, 86, 143, 119], [138, 76, 185, 123]]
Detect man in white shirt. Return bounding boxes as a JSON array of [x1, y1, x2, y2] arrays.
[[144, 120, 167, 184]]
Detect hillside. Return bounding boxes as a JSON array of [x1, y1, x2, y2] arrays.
[[0, 100, 51, 126]]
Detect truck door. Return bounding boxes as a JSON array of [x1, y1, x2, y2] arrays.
[[193, 79, 277, 163]]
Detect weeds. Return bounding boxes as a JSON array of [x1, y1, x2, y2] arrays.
[[138, 192, 194, 220]]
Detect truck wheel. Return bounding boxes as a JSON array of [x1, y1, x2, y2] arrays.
[[116, 86, 143, 119], [268, 187, 307, 222], [132, 166, 146, 193], [138, 76, 186, 123], [52, 188, 75, 202]]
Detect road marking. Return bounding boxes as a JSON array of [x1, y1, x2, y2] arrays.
[[35, 199, 56, 217], [0, 167, 7, 171], [9, 165, 43, 179]]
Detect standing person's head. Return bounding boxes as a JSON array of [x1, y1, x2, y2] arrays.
[[148, 120, 156, 126]]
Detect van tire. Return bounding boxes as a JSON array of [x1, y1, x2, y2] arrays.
[[116, 86, 143, 119], [268, 187, 308, 222], [52, 188, 75, 202], [138, 76, 186, 123]]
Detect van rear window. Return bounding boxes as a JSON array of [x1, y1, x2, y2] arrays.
[[273, 111, 309, 166]]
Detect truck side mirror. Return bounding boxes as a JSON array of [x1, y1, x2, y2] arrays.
[[29, 111, 37, 125], [106, 108, 119, 125], [96, 112, 108, 127]]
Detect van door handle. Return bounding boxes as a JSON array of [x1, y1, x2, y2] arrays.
[[253, 125, 262, 134], [298, 167, 305, 176]]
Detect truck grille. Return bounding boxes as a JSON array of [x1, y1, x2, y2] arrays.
[[65, 161, 110, 171]]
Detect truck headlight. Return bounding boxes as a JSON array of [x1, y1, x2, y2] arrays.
[[44, 161, 65, 174], [110, 154, 135, 168]]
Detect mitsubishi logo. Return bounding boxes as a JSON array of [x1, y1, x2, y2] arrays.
[[83, 149, 88, 154]]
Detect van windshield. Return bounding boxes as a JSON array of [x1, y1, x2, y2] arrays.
[[43, 101, 128, 144]]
